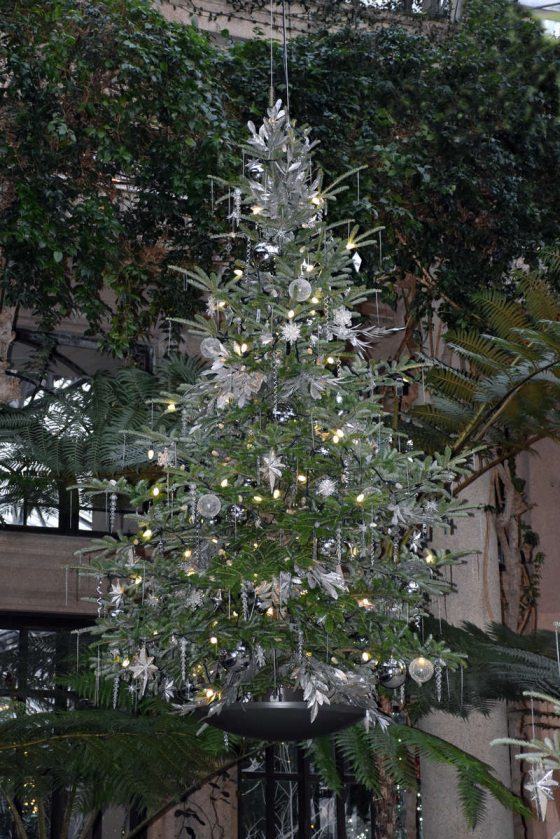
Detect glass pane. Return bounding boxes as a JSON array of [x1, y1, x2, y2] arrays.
[[274, 779, 298, 838], [344, 784, 372, 838], [0, 502, 25, 525], [243, 750, 266, 774], [25, 506, 59, 528], [0, 629, 19, 691], [26, 631, 57, 691], [310, 784, 337, 838], [25, 695, 55, 714], [239, 777, 266, 838], [78, 507, 93, 531], [274, 742, 297, 774]]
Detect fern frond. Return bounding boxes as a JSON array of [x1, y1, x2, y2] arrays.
[[426, 366, 478, 404], [390, 723, 530, 827], [520, 274, 560, 322], [445, 331, 515, 374], [473, 290, 530, 339], [306, 737, 342, 793], [334, 724, 381, 792]]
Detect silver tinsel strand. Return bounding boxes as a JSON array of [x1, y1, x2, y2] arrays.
[[435, 658, 444, 703], [180, 637, 187, 683], [109, 492, 118, 533], [113, 674, 120, 709]]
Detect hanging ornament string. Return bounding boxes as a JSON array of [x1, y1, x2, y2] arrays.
[[269, 0, 274, 106], [281, 0, 290, 116], [554, 620, 560, 675]]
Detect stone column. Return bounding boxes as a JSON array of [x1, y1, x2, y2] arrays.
[[419, 471, 514, 839]]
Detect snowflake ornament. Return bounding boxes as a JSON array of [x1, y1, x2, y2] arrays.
[[280, 322, 301, 344], [316, 478, 337, 498], [162, 678, 176, 702], [333, 307, 353, 328], [525, 766, 559, 820], [157, 448, 170, 467], [109, 582, 124, 609], [261, 449, 286, 492], [129, 647, 158, 697], [206, 295, 219, 316]]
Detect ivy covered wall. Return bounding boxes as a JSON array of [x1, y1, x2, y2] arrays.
[[1, 0, 558, 354]]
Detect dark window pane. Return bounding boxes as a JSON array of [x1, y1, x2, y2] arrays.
[[274, 779, 299, 837], [310, 784, 337, 838], [239, 777, 267, 838], [344, 784, 373, 838], [27, 631, 57, 691], [0, 630, 19, 691], [274, 742, 298, 774]]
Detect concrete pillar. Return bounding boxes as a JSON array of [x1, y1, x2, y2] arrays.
[[420, 471, 514, 839], [518, 440, 560, 839]]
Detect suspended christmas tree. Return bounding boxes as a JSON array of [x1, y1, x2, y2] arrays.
[[85, 101, 471, 739]]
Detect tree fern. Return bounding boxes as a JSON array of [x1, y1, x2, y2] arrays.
[[472, 290, 530, 341], [306, 737, 343, 794], [444, 330, 516, 374], [334, 723, 382, 793]]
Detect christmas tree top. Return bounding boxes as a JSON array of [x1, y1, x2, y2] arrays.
[[86, 102, 470, 728]]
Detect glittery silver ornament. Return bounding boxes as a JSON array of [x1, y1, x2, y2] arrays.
[[270, 403, 296, 424], [197, 493, 222, 519], [228, 504, 248, 524], [247, 161, 264, 178], [321, 538, 337, 557], [254, 242, 279, 264], [288, 277, 313, 302], [200, 337, 225, 360], [378, 658, 407, 689]]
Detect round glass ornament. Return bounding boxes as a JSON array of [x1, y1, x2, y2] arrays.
[[200, 337, 224, 360], [197, 493, 222, 519], [408, 656, 434, 685], [288, 277, 312, 302]]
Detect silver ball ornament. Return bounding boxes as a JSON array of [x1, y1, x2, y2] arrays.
[[270, 403, 296, 424], [254, 242, 279, 264], [228, 504, 248, 524], [378, 658, 407, 690]]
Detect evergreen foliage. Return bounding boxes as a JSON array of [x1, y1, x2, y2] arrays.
[[2, 0, 559, 355]]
